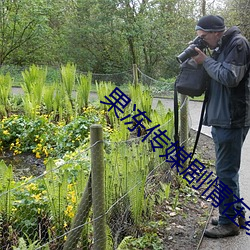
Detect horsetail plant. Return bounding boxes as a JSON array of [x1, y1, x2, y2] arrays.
[[128, 83, 153, 119], [96, 81, 117, 127], [43, 84, 56, 114], [0, 161, 14, 223], [21, 65, 47, 118], [76, 72, 92, 112], [43, 159, 69, 234], [0, 73, 12, 117], [60, 63, 76, 103]]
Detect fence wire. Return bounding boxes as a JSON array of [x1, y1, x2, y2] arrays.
[[0, 67, 195, 249]]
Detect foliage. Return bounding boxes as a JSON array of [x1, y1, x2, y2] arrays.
[[21, 65, 47, 118], [61, 63, 76, 101], [0, 0, 52, 65], [96, 81, 117, 127], [101, 83, 174, 247], [76, 72, 92, 110], [0, 109, 101, 158], [128, 83, 153, 118], [0, 0, 240, 79], [117, 233, 163, 250], [0, 161, 15, 222], [0, 73, 12, 116], [0, 80, 179, 248], [13, 235, 47, 250], [0, 144, 91, 248]]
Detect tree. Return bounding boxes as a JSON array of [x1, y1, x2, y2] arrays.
[[220, 0, 250, 39], [0, 0, 50, 65]]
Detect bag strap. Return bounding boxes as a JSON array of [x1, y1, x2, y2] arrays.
[[173, 80, 180, 173], [189, 90, 208, 162], [174, 80, 180, 145]]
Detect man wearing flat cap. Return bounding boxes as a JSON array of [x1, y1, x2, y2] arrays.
[[192, 15, 250, 238]]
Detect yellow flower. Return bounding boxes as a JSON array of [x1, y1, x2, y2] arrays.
[[3, 130, 9, 135], [65, 205, 74, 218], [71, 195, 76, 204], [12, 207, 17, 212], [26, 183, 37, 191], [36, 152, 41, 158], [32, 193, 42, 201]]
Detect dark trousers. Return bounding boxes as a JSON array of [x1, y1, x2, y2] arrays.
[[211, 126, 249, 225]]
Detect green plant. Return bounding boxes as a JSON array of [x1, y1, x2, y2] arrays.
[[0, 161, 15, 222], [0, 108, 102, 158], [159, 182, 171, 202], [76, 72, 92, 111], [43, 84, 56, 114], [60, 62, 76, 102], [0, 73, 12, 116], [128, 83, 153, 118], [21, 65, 47, 118], [96, 81, 117, 127], [172, 190, 179, 210], [12, 177, 49, 241], [105, 133, 160, 246], [150, 100, 174, 140], [117, 233, 163, 250]]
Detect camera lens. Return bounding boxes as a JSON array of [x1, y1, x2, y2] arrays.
[[176, 44, 198, 63]]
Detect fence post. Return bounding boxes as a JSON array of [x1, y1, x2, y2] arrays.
[[133, 64, 138, 86], [180, 94, 189, 162], [63, 175, 92, 250], [91, 124, 106, 250]]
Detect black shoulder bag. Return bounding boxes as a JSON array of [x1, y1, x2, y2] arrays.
[[175, 58, 208, 97], [174, 58, 210, 162]]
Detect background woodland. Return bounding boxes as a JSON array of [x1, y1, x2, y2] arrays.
[[0, 0, 249, 81]]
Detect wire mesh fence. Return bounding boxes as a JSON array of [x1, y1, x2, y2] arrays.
[[0, 127, 175, 249], [0, 64, 192, 249]]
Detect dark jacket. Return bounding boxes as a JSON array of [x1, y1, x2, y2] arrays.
[[203, 26, 250, 128]]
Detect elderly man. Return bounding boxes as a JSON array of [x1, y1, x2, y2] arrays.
[[192, 15, 250, 238]]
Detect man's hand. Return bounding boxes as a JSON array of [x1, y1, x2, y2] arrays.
[[192, 47, 207, 64]]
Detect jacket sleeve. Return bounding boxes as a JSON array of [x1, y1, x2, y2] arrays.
[[203, 38, 250, 88]]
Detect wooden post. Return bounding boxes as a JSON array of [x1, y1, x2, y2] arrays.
[[133, 64, 138, 86], [91, 124, 106, 250], [63, 175, 92, 250]]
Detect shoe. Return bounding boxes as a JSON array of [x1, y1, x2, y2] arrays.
[[204, 224, 240, 238], [211, 214, 245, 229]]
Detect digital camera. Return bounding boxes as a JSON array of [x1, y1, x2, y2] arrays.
[[176, 36, 208, 63]]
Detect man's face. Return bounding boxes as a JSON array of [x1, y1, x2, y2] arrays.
[[196, 30, 222, 49]]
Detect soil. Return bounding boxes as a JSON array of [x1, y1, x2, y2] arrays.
[[158, 129, 216, 250], [0, 152, 45, 180]]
